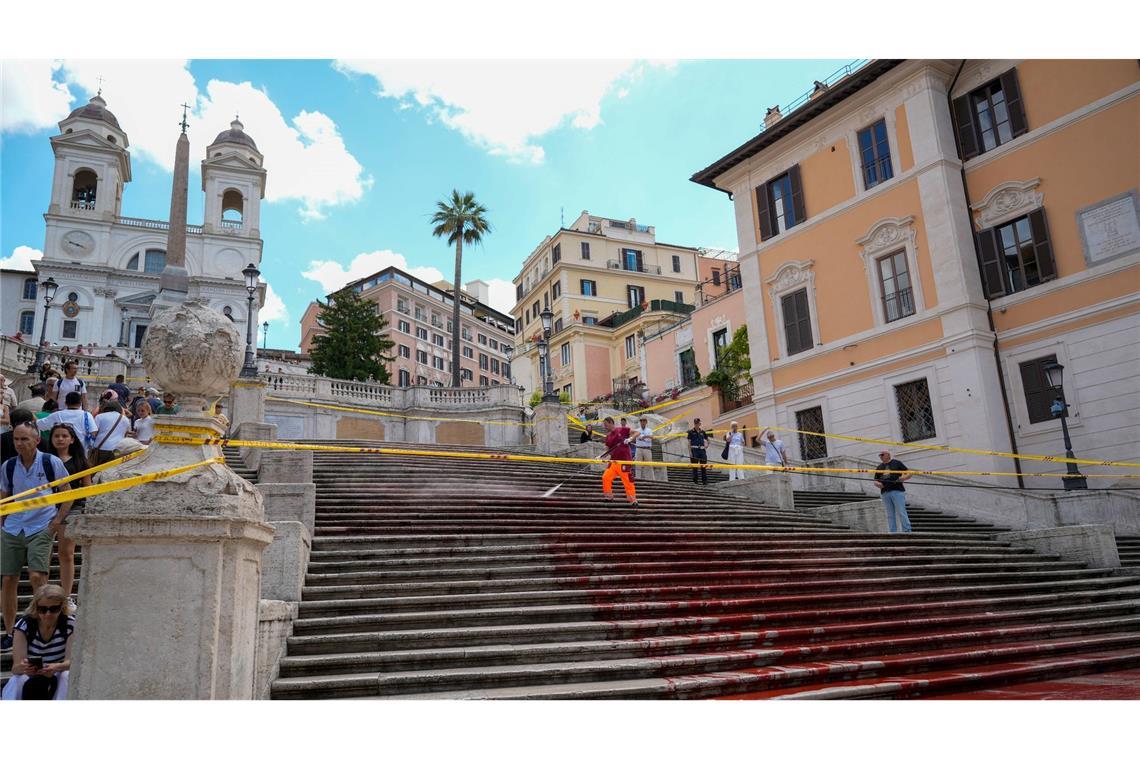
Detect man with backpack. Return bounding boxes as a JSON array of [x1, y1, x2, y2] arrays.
[[55, 362, 88, 412], [36, 393, 97, 454], [1, 422, 74, 653]]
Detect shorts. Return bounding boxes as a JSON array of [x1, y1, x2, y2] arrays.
[[689, 448, 708, 464], [1, 528, 54, 576]]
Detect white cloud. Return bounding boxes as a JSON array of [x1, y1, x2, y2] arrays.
[[1, 60, 74, 134], [483, 278, 516, 314], [335, 60, 673, 164], [301, 250, 445, 294], [260, 283, 289, 323], [26, 61, 369, 220], [0, 245, 44, 271]]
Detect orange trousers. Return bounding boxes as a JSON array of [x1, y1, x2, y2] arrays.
[[602, 461, 637, 502]]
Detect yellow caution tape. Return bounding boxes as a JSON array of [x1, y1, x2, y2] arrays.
[[0, 449, 147, 505], [153, 436, 1140, 481], [266, 397, 534, 427], [0, 457, 223, 517]]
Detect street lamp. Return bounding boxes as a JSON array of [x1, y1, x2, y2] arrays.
[[28, 277, 59, 375], [539, 307, 557, 402], [1042, 360, 1087, 490], [240, 263, 260, 378], [262, 321, 269, 350]]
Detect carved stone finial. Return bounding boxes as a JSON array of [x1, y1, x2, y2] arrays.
[[141, 298, 242, 413]]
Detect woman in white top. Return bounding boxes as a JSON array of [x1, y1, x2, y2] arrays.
[[724, 421, 747, 480], [130, 397, 155, 444], [91, 399, 129, 465]]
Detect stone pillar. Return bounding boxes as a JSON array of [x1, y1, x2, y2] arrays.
[[714, 473, 795, 510], [229, 378, 267, 432], [812, 500, 890, 533], [69, 299, 274, 699], [660, 426, 690, 484], [997, 525, 1121, 569], [533, 401, 567, 454], [234, 421, 277, 472]]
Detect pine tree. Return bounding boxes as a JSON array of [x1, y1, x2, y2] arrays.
[[308, 291, 395, 383]]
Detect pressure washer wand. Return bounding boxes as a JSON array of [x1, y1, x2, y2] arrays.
[[540, 436, 627, 499]]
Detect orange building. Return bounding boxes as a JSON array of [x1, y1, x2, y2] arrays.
[[688, 59, 1139, 479]]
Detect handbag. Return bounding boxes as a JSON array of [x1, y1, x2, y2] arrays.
[[721, 440, 730, 460]]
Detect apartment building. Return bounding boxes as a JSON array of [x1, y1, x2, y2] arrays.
[[689, 59, 1139, 479], [299, 267, 515, 387], [509, 211, 703, 401]]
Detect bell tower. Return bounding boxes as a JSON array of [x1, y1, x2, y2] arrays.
[[201, 118, 266, 237], [48, 93, 131, 220]]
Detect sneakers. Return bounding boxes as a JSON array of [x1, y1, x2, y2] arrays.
[[629, 501, 639, 508], [1, 633, 12, 654]]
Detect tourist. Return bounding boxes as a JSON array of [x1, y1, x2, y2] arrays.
[[599, 416, 638, 507], [2, 409, 36, 464], [1, 584, 74, 700], [687, 418, 710, 485], [130, 398, 155, 444], [36, 392, 97, 453], [107, 374, 132, 406], [12, 331, 24, 343], [16, 384, 47, 414], [156, 391, 179, 415], [42, 369, 61, 404], [763, 430, 788, 469], [1, 423, 73, 652], [632, 418, 654, 480], [724, 421, 746, 480], [55, 361, 88, 411], [873, 449, 913, 533], [47, 424, 89, 609], [0, 373, 16, 433], [91, 399, 129, 465], [38, 362, 54, 384]]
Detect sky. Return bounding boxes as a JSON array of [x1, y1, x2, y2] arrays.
[[1, 59, 851, 351]]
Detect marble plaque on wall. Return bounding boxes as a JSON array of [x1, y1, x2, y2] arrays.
[[265, 414, 306, 439], [1077, 191, 1140, 266]]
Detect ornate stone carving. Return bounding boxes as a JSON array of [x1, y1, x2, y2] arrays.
[[94, 287, 118, 298], [766, 259, 814, 294], [857, 216, 917, 256], [141, 297, 243, 413], [971, 178, 1043, 230]]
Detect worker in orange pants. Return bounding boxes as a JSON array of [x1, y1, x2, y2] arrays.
[[600, 416, 638, 507]]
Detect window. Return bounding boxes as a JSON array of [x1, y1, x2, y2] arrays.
[[417, 375, 428, 385], [552, 282, 561, 300], [397, 297, 410, 314], [462, 327, 472, 341], [796, 407, 828, 460], [479, 353, 489, 370], [416, 327, 428, 340], [398, 344, 410, 358], [581, 241, 590, 260], [781, 288, 813, 356], [515, 283, 524, 301], [858, 119, 894, 189], [976, 210, 1056, 298], [953, 69, 1028, 159], [62, 320, 78, 339], [711, 269, 721, 286], [560, 342, 570, 366], [143, 249, 166, 273], [515, 318, 523, 332], [728, 267, 742, 291], [461, 368, 473, 381], [22, 278, 37, 300], [398, 320, 410, 334], [580, 280, 597, 296], [432, 356, 446, 370], [532, 302, 540, 318], [712, 328, 729, 367], [1019, 354, 1060, 424], [398, 369, 410, 387], [553, 318, 563, 333], [552, 244, 561, 263], [679, 348, 698, 385], [462, 346, 474, 359], [622, 248, 643, 272], [543, 292, 549, 309], [432, 334, 445, 347], [479, 375, 489, 386], [756, 165, 805, 241], [415, 305, 425, 321], [625, 335, 637, 359], [895, 378, 937, 442], [490, 339, 499, 350], [627, 285, 645, 309], [582, 315, 597, 326], [416, 349, 428, 364], [19, 311, 35, 334], [478, 334, 487, 345], [503, 362, 511, 380], [491, 358, 500, 374], [563, 384, 572, 398], [672, 255, 682, 273], [72, 169, 97, 207], [877, 250, 915, 322], [674, 291, 684, 304]]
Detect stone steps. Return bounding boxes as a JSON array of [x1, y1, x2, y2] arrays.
[[1117, 536, 1140, 568]]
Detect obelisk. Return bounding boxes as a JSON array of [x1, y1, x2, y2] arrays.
[[152, 105, 192, 312]]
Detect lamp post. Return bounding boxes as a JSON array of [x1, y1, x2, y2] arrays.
[[28, 277, 59, 375], [1042, 360, 1087, 490], [261, 321, 269, 350], [503, 343, 513, 383], [240, 263, 260, 378], [539, 307, 558, 402]]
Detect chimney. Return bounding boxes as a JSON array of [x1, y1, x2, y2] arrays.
[[465, 279, 490, 304], [764, 106, 782, 129]]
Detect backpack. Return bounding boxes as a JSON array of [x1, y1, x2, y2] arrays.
[[4, 452, 57, 494]]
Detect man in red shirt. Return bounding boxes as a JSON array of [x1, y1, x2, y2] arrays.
[[600, 416, 638, 507]]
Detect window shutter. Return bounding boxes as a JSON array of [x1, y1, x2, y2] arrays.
[[1019, 356, 1056, 424], [999, 68, 1028, 138], [975, 228, 1006, 299], [795, 289, 813, 351], [787, 164, 807, 227], [952, 94, 980, 160], [1028, 208, 1057, 282], [756, 186, 774, 241], [782, 293, 800, 354]]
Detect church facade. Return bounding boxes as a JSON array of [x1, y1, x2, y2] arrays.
[[2, 94, 265, 350]]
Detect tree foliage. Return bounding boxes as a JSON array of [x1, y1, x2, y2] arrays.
[[308, 290, 395, 383], [705, 325, 751, 394]]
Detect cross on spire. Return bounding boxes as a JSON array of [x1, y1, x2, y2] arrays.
[[178, 103, 191, 134], [96, 76, 105, 97]]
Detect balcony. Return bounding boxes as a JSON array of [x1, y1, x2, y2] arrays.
[[606, 260, 662, 275], [116, 216, 204, 235], [220, 219, 243, 234], [598, 298, 694, 329]]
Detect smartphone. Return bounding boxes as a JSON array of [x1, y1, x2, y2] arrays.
[[27, 655, 43, 669]]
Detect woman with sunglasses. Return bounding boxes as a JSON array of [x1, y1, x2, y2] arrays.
[[1, 584, 74, 700], [47, 423, 89, 610]]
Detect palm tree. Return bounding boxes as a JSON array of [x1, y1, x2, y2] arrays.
[[431, 190, 491, 387]]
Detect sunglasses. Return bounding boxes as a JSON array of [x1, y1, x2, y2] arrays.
[[37, 604, 63, 614]]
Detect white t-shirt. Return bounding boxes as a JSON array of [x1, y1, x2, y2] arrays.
[[133, 415, 156, 444], [37, 408, 98, 451], [93, 411, 129, 452], [634, 426, 654, 448], [727, 431, 745, 447], [56, 376, 87, 401], [764, 438, 786, 465]]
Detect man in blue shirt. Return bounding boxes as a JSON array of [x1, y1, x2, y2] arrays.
[[1, 422, 73, 652], [687, 419, 711, 485]]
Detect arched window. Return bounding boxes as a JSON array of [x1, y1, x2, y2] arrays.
[[72, 169, 98, 209], [143, 249, 166, 273], [222, 305, 235, 322], [23, 278, 37, 300], [221, 189, 244, 225], [127, 253, 139, 270]]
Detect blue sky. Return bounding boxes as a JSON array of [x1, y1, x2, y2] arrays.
[[2, 59, 849, 350]]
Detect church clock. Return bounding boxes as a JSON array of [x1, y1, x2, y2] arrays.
[[60, 229, 96, 257]]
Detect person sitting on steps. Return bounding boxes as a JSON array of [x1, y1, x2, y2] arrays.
[[1, 584, 75, 700]]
